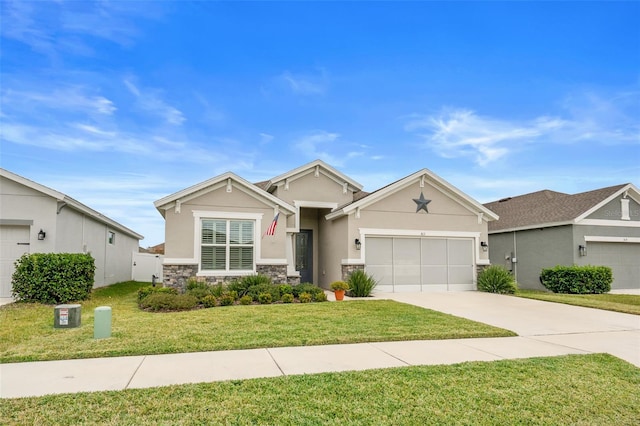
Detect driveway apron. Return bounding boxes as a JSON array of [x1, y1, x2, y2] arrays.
[[380, 291, 640, 367]]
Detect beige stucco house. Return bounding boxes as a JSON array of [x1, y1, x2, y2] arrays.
[[0, 168, 143, 298], [154, 160, 498, 292]]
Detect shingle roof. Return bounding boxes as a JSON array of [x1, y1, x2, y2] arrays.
[[484, 184, 628, 232]]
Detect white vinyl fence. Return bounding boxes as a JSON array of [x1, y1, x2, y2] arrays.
[[132, 252, 164, 284]]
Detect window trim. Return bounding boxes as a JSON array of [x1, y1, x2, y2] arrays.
[[193, 211, 263, 275], [107, 230, 116, 245]]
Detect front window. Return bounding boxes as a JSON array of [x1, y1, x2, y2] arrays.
[[201, 219, 254, 271]]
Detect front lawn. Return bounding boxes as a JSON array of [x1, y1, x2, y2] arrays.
[[0, 281, 514, 363], [516, 290, 640, 315], [2, 354, 638, 425]]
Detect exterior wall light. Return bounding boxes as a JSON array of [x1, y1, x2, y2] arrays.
[[578, 244, 587, 256], [38, 229, 46, 240], [355, 238, 361, 250], [480, 241, 488, 252]]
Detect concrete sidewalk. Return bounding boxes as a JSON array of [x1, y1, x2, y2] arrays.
[[0, 336, 591, 399], [1, 292, 638, 399]]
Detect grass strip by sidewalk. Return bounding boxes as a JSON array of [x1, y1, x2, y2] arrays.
[[0, 281, 514, 363], [516, 290, 640, 315], [2, 354, 639, 425]]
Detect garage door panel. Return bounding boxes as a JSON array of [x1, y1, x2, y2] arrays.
[[448, 239, 473, 265], [366, 238, 392, 265], [366, 265, 393, 286], [588, 242, 640, 290], [393, 238, 420, 265], [449, 265, 473, 286], [421, 239, 447, 264], [393, 265, 420, 285], [421, 266, 447, 285], [1, 225, 30, 298]]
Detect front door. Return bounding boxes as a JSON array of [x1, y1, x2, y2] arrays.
[[295, 230, 313, 283]]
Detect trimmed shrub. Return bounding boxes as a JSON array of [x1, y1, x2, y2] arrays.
[[228, 274, 272, 297], [186, 278, 208, 291], [281, 293, 294, 303], [139, 293, 198, 312], [278, 284, 293, 295], [219, 294, 235, 306], [248, 283, 280, 302], [540, 265, 612, 294], [477, 265, 517, 294], [292, 283, 324, 298], [210, 283, 225, 298], [186, 287, 211, 302], [201, 295, 217, 308], [138, 286, 178, 303], [12, 253, 96, 304], [347, 269, 378, 297], [313, 291, 328, 302], [299, 292, 312, 303], [239, 295, 253, 305], [258, 292, 273, 304]]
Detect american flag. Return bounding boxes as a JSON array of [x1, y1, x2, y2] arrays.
[[265, 213, 279, 236]]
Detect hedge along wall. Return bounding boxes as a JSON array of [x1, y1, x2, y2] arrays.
[[539, 265, 612, 294], [12, 253, 96, 304]]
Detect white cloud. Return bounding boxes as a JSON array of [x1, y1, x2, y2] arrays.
[[123, 78, 185, 125], [279, 70, 328, 95], [2, 87, 116, 116], [407, 90, 640, 166], [294, 130, 344, 165], [259, 133, 274, 144]]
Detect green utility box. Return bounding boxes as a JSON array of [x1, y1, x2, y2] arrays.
[[94, 306, 112, 339], [54, 304, 81, 328]]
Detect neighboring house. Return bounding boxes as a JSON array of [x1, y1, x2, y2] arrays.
[[0, 168, 144, 298], [154, 160, 497, 293], [484, 183, 640, 291]]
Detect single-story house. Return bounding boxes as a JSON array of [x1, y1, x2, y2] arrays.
[[154, 160, 498, 292], [484, 183, 640, 291], [0, 168, 144, 298]]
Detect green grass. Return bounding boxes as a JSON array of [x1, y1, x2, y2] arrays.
[[2, 354, 638, 425], [516, 290, 640, 315], [0, 281, 514, 363]]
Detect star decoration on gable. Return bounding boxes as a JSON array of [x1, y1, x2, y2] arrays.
[[413, 192, 431, 213]]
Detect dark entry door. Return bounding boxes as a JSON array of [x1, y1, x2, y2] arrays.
[[296, 230, 313, 283]]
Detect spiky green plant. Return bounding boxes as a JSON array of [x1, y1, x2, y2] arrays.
[[477, 265, 517, 294]]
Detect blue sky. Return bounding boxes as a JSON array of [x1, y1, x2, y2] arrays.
[[1, 1, 639, 247]]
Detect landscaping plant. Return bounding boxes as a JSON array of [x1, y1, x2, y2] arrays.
[[540, 265, 612, 294], [347, 269, 378, 297], [11, 253, 96, 304], [477, 265, 517, 294]]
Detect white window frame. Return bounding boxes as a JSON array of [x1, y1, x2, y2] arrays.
[[193, 211, 263, 276]]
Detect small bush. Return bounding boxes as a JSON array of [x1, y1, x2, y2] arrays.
[[477, 265, 517, 294], [138, 286, 178, 303], [299, 292, 312, 303], [139, 293, 198, 312], [540, 265, 612, 294], [186, 287, 211, 302], [219, 294, 235, 306], [210, 283, 225, 298], [281, 293, 294, 303], [314, 291, 328, 302], [12, 253, 96, 304], [201, 295, 217, 308], [347, 269, 378, 297], [228, 274, 272, 297], [239, 295, 253, 305], [248, 283, 280, 302], [186, 278, 208, 291], [278, 284, 293, 295], [292, 283, 323, 298], [258, 292, 272, 304], [330, 281, 349, 291]]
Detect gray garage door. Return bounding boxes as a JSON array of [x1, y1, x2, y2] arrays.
[[588, 242, 640, 291], [0, 225, 30, 298], [366, 237, 475, 292]]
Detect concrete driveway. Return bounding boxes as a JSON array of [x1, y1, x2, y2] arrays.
[[380, 291, 640, 367]]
